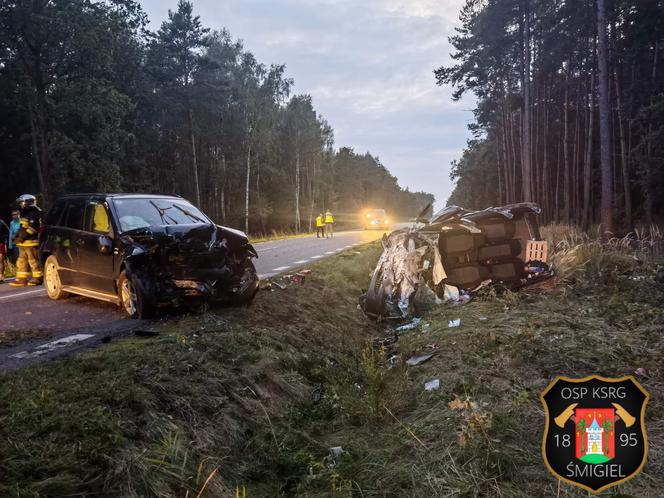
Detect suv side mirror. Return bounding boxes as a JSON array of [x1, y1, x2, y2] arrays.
[[98, 235, 113, 255]]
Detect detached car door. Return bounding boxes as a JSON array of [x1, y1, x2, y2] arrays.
[[74, 201, 116, 294]]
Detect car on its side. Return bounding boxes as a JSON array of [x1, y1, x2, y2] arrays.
[[363, 208, 389, 230], [39, 193, 259, 318]]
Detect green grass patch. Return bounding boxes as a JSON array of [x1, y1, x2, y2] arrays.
[[1, 238, 663, 497]]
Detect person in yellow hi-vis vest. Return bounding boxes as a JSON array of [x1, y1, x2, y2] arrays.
[[315, 213, 325, 238], [324, 209, 334, 238], [10, 194, 43, 287]]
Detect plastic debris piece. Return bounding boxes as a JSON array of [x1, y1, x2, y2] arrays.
[[272, 281, 286, 290], [396, 317, 422, 332], [311, 386, 323, 403], [448, 319, 461, 328], [424, 379, 441, 391], [635, 367, 650, 378], [328, 447, 344, 466], [479, 316, 488, 321], [300, 269, 312, 275], [406, 352, 436, 366]]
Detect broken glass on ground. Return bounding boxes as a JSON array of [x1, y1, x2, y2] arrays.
[[360, 202, 553, 320]]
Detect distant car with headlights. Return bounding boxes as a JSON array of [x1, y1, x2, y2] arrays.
[[363, 209, 389, 230]]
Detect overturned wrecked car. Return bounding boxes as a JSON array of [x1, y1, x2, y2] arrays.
[[40, 194, 259, 318], [361, 203, 551, 319]]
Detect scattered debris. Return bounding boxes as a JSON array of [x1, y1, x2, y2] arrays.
[[395, 317, 422, 332], [424, 379, 441, 391], [311, 385, 324, 403], [300, 269, 313, 275], [327, 446, 344, 466], [635, 367, 650, 378], [406, 352, 436, 366], [387, 354, 401, 365], [448, 318, 461, 328], [479, 316, 488, 321], [361, 203, 553, 319], [272, 281, 286, 290]]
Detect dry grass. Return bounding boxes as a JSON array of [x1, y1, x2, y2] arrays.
[[0, 229, 662, 497]]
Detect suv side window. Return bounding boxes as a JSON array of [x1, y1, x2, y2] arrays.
[[63, 199, 86, 230], [45, 200, 67, 226], [85, 202, 111, 234]]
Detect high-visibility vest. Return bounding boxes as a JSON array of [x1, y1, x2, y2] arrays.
[[325, 213, 333, 223], [316, 215, 324, 227]]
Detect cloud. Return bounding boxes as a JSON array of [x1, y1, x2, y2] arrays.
[[139, 0, 472, 208]]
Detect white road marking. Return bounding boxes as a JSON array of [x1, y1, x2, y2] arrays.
[[293, 259, 309, 264], [324, 251, 335, 255], [10, 333, 95, 359], [271, 266, 291, 272], [0, 288, 46, 301], [311, 255, 323, 259]]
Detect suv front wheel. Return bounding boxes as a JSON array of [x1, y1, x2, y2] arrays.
[[118, 271, 155, 319]]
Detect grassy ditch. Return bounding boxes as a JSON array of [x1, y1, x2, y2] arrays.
[[0, 237, 663, 497]]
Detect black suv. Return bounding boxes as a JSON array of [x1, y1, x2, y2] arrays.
[[39, 194, 259, 318]]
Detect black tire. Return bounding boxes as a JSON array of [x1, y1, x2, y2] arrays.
[[231, 257, 259, 305], [118, 270, 156, 319], [43, 255, 69, 300]]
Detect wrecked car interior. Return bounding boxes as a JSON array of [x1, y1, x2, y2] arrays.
[[361, 203, 551, 319]]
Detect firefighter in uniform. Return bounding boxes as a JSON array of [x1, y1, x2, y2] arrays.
[[315, 213, 325, 238], [324, 210, 334, 238], [10, 194, 43, 287]]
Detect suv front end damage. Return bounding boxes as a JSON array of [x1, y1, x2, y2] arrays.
[[120, 223, 259, 316]]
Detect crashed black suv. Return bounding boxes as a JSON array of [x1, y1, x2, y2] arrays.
[[39, 194, 259, 318]]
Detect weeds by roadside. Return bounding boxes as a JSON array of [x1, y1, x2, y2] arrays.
[[0, 228, 662, 497]]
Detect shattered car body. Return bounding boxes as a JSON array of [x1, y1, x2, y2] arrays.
[[361, 203, 551, 319], [40, 194, 259, 318]]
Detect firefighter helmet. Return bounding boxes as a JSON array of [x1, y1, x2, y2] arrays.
[[16, 194, 37, 207]]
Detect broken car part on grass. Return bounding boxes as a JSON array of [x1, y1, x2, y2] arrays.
[[361, 203, 552, 320]]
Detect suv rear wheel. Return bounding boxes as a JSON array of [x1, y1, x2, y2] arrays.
[[44, 255, 69, 300], [118, 271, 155, 319]]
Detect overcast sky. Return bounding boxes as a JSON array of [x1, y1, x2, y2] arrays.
[[138, 0, 474, 208]]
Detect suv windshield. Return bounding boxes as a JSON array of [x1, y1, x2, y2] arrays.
[[368, 209, 386, 218], [113, 198, 210, 232]]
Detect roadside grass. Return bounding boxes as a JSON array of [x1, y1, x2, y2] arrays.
[[249, 230, 315, 244], [0, 231, 663, 497]]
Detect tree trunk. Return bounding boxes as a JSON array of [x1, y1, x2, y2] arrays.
[[563, 78, 571, 222], [295, 131, 301, 232], [26, 96, 46, 199], [189, 108, 201, 206], [521, 0, 533, 201], [582, 72, 595, 230], [597, 0, 613, 238], [245, 144, 251, 234]]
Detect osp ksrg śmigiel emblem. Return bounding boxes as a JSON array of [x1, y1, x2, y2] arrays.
[[540, 375, 648, 493]]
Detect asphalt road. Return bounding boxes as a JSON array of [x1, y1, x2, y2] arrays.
[[0, 226, 395, 371]]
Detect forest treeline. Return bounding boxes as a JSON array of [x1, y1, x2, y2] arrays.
[[437, 0, 664, 233], [0, 0, 432, 233]]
